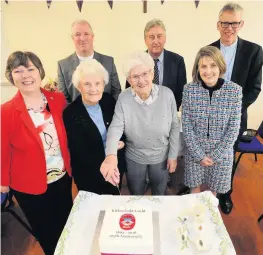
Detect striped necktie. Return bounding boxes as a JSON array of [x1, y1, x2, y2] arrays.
[[153, 59, 159, 84]]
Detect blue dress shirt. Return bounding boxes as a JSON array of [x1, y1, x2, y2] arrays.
[[84, 103, 107, 148], [220, 39, 238, 81]]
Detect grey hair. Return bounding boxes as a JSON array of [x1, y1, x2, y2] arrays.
[[71, 19, 94, 36], [122, 51, 154, 78], [72, 59, 109, 88], [144, 19, 166, 38], [219, 3, 243, 18]]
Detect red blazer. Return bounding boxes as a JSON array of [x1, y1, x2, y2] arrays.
[[1, 88, 71, 194]]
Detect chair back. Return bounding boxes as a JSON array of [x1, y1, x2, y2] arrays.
[[257, 121, 263, 139]]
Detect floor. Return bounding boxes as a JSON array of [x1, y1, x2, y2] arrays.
[[1, 153, 263, 255]]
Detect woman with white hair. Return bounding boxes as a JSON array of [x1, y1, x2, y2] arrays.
[[63, 59, 125, 194], [101, 51, 181, 195]]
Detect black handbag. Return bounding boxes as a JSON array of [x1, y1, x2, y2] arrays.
[[240, 129, 257, 143]]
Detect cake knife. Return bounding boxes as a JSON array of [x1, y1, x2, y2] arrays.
[[116, 184, 121, 195]]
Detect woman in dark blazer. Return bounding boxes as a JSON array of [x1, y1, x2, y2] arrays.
[[63, 59, 125, 194]]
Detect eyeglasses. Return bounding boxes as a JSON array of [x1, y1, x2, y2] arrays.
[[219, 21, 242, 28], [129, 70, 151, 82]]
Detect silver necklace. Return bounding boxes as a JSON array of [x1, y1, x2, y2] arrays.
[[26, 93, 47, 113]]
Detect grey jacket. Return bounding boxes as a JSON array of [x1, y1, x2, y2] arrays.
[[57, 51, 121, 103]]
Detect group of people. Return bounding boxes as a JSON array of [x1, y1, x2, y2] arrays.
[[1, 2, 262, 255]]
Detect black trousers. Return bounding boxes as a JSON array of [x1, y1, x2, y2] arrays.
[[12, 173, 73, 255], [219, 108, 247, 199]]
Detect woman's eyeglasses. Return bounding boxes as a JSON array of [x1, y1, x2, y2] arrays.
[[130, 70, 151, 83]]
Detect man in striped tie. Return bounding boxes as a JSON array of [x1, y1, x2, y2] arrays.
[[126, 19, 187, 111]]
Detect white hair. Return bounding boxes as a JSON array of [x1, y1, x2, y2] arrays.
[[71, 19, 94, 36], [72, 59, 109, 88], [122, 51, 154, 78]]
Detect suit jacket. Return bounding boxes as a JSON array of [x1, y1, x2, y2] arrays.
[[210, 38, 263, 131], [1, 89, 71, 194], [63, 93, 125, 194], [58, 51, 121, 103], [125, 49, 187, 109]]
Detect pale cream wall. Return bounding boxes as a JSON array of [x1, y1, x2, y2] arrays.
[[1, 1, 263, 128]]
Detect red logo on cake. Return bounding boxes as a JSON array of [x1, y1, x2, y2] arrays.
[[119, 214, 136, 230]]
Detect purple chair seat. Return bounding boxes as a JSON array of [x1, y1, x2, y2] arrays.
[[1, 193, 8, 205], [238, 136, 263, 153]]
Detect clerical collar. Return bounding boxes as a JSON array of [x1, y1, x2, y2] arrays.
[[77, 52, 94, 61], [220, 38, 238, 48]]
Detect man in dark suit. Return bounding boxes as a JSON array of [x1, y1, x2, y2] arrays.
[[58, 20, 121, 103], [126, 19, 187, 110], [209, 3, 263, 214]]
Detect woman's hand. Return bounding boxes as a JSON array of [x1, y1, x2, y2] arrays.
[[100, 155, 119, 185], [200, 156, 214, 167], [110, 169, 120, 186], [1, 186, 10, 193], [117, 141, 125, 150], [107, 168, 120, 186], [167, 159, 177, 173]]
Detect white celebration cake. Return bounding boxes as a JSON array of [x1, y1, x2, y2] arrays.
[[99, 208, 153, 255]]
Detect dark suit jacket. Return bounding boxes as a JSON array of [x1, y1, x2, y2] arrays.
[[63, 93, 125, 194], [210, 38, 263, 131], [58, 52, 121, 103], [125, 49, 187, 110]]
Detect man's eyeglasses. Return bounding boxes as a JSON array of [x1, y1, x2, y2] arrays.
[[129, 70, 151, 82], [219, 21, 242, 28]]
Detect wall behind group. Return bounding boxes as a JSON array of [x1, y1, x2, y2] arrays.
[[1, 1, 263, 128]]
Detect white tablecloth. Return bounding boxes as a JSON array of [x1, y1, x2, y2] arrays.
[[55, 191, 235, 255]]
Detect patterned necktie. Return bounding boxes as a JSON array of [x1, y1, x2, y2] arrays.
[[153, 59, 159, 84]]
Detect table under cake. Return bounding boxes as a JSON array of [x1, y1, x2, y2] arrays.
[[54, 191, 236, 255]]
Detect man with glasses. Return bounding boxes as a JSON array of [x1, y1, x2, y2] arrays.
[[209, 3, 263, 214], [58, 19, 121, 103], [126, 19, 187, 111]]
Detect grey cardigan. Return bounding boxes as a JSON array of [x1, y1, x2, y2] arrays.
[[105, 86, 180, 164]]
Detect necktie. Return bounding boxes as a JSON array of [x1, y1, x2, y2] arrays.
[[153, 59, 159, 85]]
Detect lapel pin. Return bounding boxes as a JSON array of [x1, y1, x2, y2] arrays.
[[50, 97, 54, 100]]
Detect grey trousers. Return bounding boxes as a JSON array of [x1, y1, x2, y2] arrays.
[[126, 157, 168, 195]]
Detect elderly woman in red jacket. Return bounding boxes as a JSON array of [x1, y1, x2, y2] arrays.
[[1, 51, 73, 255]]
